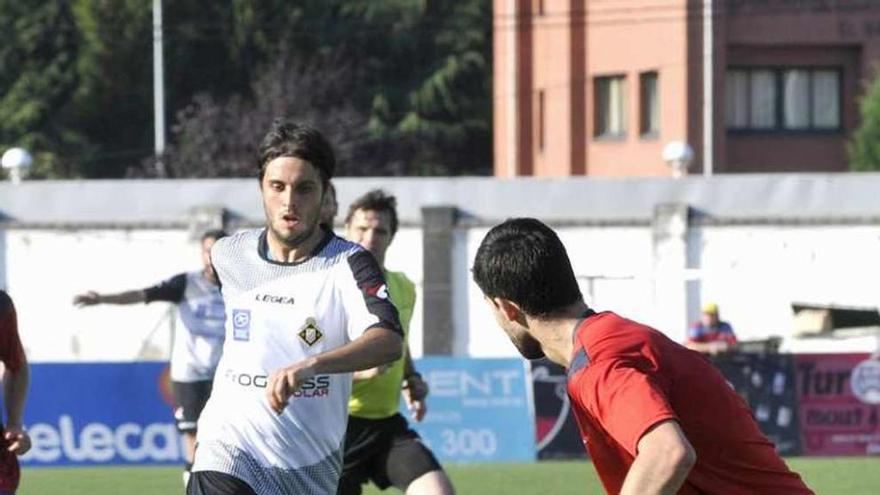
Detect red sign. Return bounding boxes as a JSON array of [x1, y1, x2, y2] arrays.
[[795, 353, 880, 456]]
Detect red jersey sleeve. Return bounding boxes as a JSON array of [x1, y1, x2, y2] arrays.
[[578, 360, 678, 457], [0, 292, 25, 373]]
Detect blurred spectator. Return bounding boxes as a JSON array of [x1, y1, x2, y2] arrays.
[[685, 302, 738, 355]]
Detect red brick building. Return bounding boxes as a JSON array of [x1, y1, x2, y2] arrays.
[[493, 0, 880, 177]]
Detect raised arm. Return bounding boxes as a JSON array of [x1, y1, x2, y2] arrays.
[[74, 273, 186, 307], [73, 289, 146, 306]]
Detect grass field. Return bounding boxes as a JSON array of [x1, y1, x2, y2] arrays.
[[19, 458, 880, 494]]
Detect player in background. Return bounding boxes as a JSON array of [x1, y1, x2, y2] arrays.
[[472, 218, 813, 495], [0, 290, 31, 495], [73, 229, 228, 486], [188, 120, 402, 495], [338, 190, 454, 495], [685, 302, 737, 355]]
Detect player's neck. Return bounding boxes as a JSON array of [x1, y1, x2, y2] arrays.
[[531, 300, 592, 368], [267, 227, 326, 263]]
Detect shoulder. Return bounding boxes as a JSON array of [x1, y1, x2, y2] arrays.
[[0, 290, 11, 312], [210, 229, 260, 264], [328, 235, 366, 259], [167, 273, 189, 288], [214, 229, 258, 251], [579, 312, 657, 358]]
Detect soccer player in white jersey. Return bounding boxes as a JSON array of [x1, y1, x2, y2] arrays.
[[188, 120, 403, 495], [73, 229, 228, 485]]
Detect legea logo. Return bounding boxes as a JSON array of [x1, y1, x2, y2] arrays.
[[21, 415, 184, 464]]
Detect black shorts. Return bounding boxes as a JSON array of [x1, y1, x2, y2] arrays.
[[173, 380, 213, 433], [187, 471, 257, 495], [337, 413, 442, 495]]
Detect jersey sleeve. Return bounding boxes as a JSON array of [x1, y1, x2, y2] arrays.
[[0, 292, 26, 373], [577, 360, 678, 457], [342, 250, 403, 341], [144, 273, 187, 303]]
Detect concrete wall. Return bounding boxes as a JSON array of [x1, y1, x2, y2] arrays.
[[10, 219, 879, 362], [4, 175, 880, 361]]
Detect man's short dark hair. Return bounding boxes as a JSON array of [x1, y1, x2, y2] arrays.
[[257, 119, 335, 186], [344, 189, 399, 237], [202, 229, 228, 242], [472, 218, 582, 317]]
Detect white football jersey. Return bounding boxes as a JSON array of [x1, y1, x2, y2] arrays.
[[144, 271, 226, 382], [192, 229, 401, 494]]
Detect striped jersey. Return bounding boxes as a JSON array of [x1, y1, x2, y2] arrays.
[[192, 229, 401, 495]]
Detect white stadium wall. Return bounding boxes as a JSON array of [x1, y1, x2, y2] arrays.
[[3, 174, 880, 361], [5, 228, 195, 362]]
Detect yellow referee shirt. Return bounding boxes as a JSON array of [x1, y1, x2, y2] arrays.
[[348, 270, 416, 419]]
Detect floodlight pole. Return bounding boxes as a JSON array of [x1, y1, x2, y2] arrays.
[[702, 0, 714, 176], [153, 0, 167, 177]]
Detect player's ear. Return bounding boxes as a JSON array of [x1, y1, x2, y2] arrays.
[[492, 297, 523, 323]]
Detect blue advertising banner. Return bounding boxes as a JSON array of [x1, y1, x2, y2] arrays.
[[17, 359, 535, 467], [18, 362, 184, 467], [406, 357, 536, 463]]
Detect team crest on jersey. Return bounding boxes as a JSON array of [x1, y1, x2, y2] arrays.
[[298, 317, 324, 346]]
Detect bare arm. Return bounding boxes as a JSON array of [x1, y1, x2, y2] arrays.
[[619, 420, 696, 495], [3, 354, 31, 455], [267, 327, 403, 413], [73, 289, 146, 307], [352, 363, 390, 381]]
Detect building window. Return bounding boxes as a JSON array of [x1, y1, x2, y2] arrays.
[[595, 75, 627, 138], [725, 67, 841, 132], [640, 71, 659, 137]]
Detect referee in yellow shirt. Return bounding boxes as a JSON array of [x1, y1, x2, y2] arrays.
[[338, 190, 454, 495]]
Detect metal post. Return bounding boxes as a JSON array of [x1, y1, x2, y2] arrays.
[[153, 0, 167, 177], [702, 0, 714, 176]]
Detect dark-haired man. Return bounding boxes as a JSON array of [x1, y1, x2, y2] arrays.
[[338, 190, 454, 495], [189, 120, 403, 495], [472, 218, 813, 495], [0, 290, 30, 495], [74, 229, 228, 485]]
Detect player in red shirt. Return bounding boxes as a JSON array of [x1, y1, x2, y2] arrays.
[[472, 218, 813, 495], [0, 291, 31, 495]]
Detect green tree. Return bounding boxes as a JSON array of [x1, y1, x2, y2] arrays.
[[3, 0, 493, 178], [0, 0, 79, 178], [850, 72, 880, 171], [163, 0, 492, 177]]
